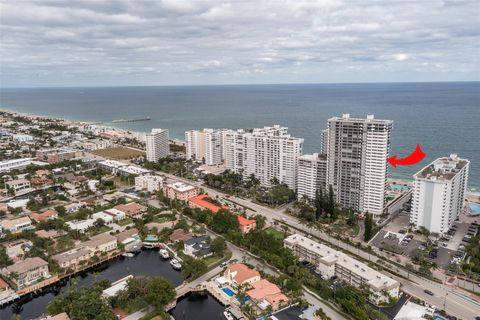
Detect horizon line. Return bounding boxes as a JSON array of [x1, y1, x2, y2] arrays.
[[1, 79, 479, 90]]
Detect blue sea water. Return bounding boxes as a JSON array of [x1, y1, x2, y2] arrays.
[[0, 82, 479, 189]]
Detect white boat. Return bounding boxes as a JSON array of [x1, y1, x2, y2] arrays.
[[122, 252, 134, 258], [159, 249, 170, 259], [223, 310, 234, 320], [170, 259, 182, 270]]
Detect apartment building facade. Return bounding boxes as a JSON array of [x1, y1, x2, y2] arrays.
[[145, 128, 169, 162], [410, 154, 469, 234], [326, 114, 392, 216], [185, 128, 225, 165], [284, 234, 399, 304], [297, 153, 327, 202], [224, 125, 303, 190]]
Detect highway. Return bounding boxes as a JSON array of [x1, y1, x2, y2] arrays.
[[157, 171, 480, 320]]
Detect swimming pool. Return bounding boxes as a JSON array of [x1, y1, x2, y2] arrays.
[[222, 287, 235, 297], [468, 203, 480, 215]]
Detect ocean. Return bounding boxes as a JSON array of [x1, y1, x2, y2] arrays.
[[0, 82, 479, 189]]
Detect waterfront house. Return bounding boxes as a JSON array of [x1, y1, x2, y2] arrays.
[[65, 218, 95, 233], [30, 209, 58, 223], [113, 202, 146, 219], [53, 233, 118, 269], [224, 263, 261, 287], [169, 228, 192, 242], [183, 235, 212, 258], [0, 216, 33, 235], [162, 182, 198, 201], [52, 247, 93, 269], [83, 233, 118, 253], [238, 216, 257, 234], [246, 279, 289, 311], [2, 257, 50, 289], [43, 312, 71, 320]]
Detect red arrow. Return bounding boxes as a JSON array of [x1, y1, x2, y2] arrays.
[[388, 144, 426, 168]]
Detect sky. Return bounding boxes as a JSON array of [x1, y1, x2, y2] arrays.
[[0, 0, 479, 88]]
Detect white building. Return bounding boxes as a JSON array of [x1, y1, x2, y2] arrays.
[[92, 212, 114, 225], [297, 153, 327, 202], [146, 128, 169, 162], [135, 175, 164, 193], [185, 128, 226, 165], [326, 114, 393, 216], [0, 158, 35, 173], [162, 182, 198, 201], [410, 154, 469, 234], [66, 219, 96, 233], [320, 128, 329, 154], [284, 234, 399, 304], [6, 179, 31, 194], [0, 217, 33, 235], [12, 134, 34, 142], [224, 125, 303, 190]]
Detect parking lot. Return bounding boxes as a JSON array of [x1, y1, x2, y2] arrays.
[[372, 212, 479, 271]]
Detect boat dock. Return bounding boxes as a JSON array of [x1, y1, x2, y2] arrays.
[[111, 117, 150, 123]]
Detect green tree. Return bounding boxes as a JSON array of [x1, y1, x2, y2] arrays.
[[210, 237, 227, 255], [47, 281, 115, 320], [314, 188, 323, 220], [210, 210, 239, 234], [144, 277, 176, 311], [364, 213, 373, 241], [181, 256, 207, 280]]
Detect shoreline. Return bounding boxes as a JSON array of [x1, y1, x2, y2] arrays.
[[1, 106, 479, 193]]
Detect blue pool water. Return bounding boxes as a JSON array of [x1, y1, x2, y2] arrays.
[[222, 288, 235, 297], [468, 203, 480, 215]]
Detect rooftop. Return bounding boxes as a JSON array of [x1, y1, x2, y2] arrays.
[[285, 234, 398, 290], [189, 194, 228, 213], [415, 154, 469, 182], [224, 263, 260, 284], [6, 257, 48, 274], [167, 182, 196, 193]]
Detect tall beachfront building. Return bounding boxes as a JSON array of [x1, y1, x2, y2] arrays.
[[145, 128, 169, 162], [410, 154, 469, 234], [185, 129, 226, 165], [320, 128, 329, 154], [224, 125, 303, 190], [297, 153, 327, 202], [326, 114, 393, 216]]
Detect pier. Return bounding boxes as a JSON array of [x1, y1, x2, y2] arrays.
[[111, 117, 150, 123]]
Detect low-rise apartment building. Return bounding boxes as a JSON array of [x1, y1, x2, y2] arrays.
[[162, 182, 198, 201], [65, 219, 95, 233], [135, 175, 164, 193], [284, 234, 399, 304], [2, 257, 50, 289]]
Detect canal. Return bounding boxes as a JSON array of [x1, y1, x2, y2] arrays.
[[0, 250, 225, 319]]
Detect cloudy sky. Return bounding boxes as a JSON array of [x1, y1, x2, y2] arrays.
[[1, 0, 479, 87]]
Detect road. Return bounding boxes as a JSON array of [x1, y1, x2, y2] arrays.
[[157, 171, 480, 320]]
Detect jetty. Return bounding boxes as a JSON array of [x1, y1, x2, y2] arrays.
[[111, 117, 150, 123]]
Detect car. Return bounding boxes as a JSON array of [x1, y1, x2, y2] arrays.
[[281, 217, 287, 222], [424, 289, 434, 296], [220, 262, 228, 268]]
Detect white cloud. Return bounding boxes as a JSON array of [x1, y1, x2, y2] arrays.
[[0, 0, 478, 87], [393, 53, 408, 61]]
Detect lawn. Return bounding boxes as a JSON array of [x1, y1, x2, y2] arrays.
[[92, 147, 145, 160], [264, 227, 285, 240], [118, 217, 134, 226]]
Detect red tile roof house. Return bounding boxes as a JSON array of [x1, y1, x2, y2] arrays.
[[114, 202, 147, 219], [189, 194, 256, 234], [246, 279, 289, 311], [224, 263, 261, 287], [2, 257, 50, 289], [238, 216, 257, 235], [30, 209, 58, 223]]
